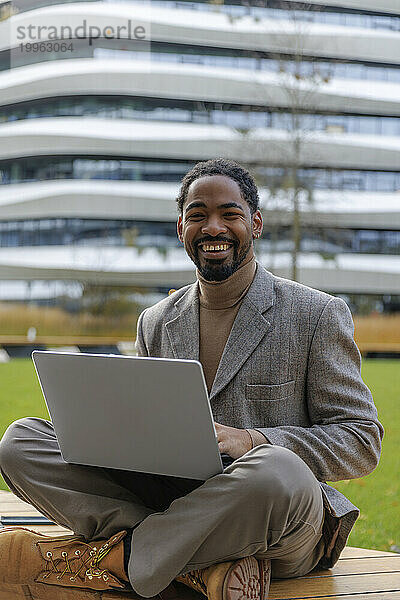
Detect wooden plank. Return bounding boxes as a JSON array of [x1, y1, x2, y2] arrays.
[[0, 507, 44, 514], [269, 572, 400, 599], [0, 508, 38, 514], [339, 546, 396, 558], [1, 526, 70, 536], [0, 500, 38, 508], [3, 587, 400, 600], [2, 491, 400, 600], [0, 491, 69, 536], [0, 583, 186, 600], [0, 492, 32, 505], [5, 338, 399, 352], [291, 594, 400, 600], [0, 335, 132, 345], [25, 525, 70, 536], [357, 342, 400, 352], [311, 556, 400, 577]]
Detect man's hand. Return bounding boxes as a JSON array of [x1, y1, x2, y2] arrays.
[[215, 422, 252, 459]]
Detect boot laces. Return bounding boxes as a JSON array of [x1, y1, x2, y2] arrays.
[[186, 570, 207, 595], [40, 540, 114, 583]]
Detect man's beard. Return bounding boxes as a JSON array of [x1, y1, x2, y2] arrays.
[[190, 238, 252, 282]]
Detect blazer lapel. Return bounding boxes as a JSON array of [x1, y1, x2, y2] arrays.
[[210, 266, 274, 400], [165, 283, 199, 361]]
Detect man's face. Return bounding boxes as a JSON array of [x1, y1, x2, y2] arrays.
[[177, 175, 263, 281]]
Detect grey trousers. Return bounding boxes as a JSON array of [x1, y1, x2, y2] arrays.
[[0, 417, 325, 597]]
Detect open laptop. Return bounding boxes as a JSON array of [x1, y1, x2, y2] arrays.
[[32, 351, 223, 480]]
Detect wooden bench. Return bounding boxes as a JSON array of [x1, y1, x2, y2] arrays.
[[1, 491, 399, 600]]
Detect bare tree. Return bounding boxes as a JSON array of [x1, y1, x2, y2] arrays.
[[269, 3, 330, 281], [216, 0, 331, 281]]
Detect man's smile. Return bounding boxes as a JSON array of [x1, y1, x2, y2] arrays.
[[201, 243, 231, 252], [198, 241, 234, 258]]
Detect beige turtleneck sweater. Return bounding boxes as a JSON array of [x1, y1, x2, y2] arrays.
[[197, 257, 267, 449]]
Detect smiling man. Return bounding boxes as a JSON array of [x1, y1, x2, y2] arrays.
[[178, 173, 261, 282], [0, 159, 383, 600], [176, 169, 263, 403]]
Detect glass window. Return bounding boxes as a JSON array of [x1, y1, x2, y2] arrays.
[[1, 155, 400, 193], [0, 95, 396, 137]]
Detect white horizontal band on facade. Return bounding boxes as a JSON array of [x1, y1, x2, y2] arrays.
[[0, 246, 399, 294], [1, 180, 399, 229], [1, 59, 400, 117], [4, 0, 400, 17], [304, 0, 400, 15], [0, 180, 178, 221], [2, 0, 400, 18], [1, 2, 400, 64], [1, 118, 400, 170]]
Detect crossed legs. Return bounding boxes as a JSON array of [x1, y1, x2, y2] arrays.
[[0, 417, 325, 597]]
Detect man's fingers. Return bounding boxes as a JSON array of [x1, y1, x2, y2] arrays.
[[218, 441, 227, 453]]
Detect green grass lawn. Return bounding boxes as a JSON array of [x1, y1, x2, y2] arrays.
[[0, 358, 398, 551], [331, 360, 399, 552]]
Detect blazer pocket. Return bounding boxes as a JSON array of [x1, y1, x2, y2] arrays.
[[246, 380, 295, 401]]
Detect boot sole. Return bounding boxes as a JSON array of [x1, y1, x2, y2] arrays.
[[223, 556, 271, 600]]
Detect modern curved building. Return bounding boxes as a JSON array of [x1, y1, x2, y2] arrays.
[[0, 0, 399, 312]]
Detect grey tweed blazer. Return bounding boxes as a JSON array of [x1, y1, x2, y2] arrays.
[[136, 264, 383, 567]]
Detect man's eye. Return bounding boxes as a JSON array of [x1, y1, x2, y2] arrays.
[[187, 213, 204, 220], [224, 212, 240, 217]]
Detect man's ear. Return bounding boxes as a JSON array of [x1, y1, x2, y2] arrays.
[[177, 215, 183, 243], [252, 209, 263, 238]]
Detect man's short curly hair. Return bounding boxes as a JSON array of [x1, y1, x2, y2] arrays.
[[176, 159, 259, 214]]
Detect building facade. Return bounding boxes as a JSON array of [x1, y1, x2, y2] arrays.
[[0, 0, 399, 312]]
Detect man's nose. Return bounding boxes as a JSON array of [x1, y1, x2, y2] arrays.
[[201, 216, 228, 237]]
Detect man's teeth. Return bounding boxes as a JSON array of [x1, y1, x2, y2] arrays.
[[202, 244, 230, 252]]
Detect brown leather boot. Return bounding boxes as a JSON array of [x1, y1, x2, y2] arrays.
[[0, 526, 130, 592], [176, 556, 271, 600]]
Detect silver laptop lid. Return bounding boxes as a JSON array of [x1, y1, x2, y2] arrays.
[[32, 351, 223, 480]]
